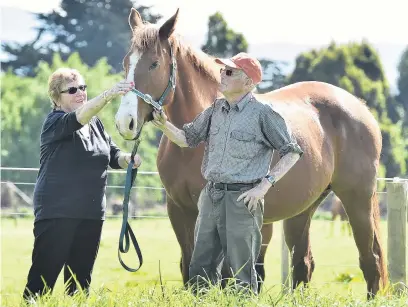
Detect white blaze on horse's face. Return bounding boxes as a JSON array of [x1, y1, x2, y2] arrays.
[[115, 51, 142, 140]]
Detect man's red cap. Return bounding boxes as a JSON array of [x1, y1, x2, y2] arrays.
[[215, 52, 263, 84]]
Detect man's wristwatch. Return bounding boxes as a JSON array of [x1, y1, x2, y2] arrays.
[[265, 175, 276, 186]]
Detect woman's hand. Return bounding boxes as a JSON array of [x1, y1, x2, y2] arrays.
[[103, 80, 134, 102], [119, 153, 142, 169], [125, 154, 142, 169]]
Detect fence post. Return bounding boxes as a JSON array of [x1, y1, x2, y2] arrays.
[[281, 221, 290, 290], [386, 178, 408, 293]]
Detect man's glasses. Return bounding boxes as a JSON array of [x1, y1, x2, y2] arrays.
[[220, 68, 235, 76], [60, 85, 87, 94]]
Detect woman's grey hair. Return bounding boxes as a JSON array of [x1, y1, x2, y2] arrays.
[[47, 68, 83, 108]]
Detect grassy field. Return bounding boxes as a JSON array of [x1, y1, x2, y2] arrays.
[[1, 217, 407, 306]]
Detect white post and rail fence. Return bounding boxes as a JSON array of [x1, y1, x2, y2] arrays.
[[1, 167, 407, 291]]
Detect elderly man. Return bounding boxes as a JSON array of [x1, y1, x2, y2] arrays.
[[152, 52, 303, 294]]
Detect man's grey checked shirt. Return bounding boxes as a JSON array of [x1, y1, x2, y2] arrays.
[[182, 92, 303, 184]]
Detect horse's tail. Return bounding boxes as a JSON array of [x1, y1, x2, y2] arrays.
[[372, 192, 388, 288]]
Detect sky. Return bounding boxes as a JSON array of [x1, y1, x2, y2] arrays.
[[1, 0, 406, 90]]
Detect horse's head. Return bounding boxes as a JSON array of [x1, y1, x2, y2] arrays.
[[115, 8, 179, 140]]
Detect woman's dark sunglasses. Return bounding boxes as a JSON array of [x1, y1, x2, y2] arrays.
[[220, 68, 233, 76], [60, 85, 87, 94]]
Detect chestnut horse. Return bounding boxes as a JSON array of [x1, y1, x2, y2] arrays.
[[114, 8, 387, 299]]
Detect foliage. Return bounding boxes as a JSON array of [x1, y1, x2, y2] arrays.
[[396, 46, 408, 118], [288, 41, 407, 177], [1, 0, 161, 75], [256, 59, 289, 93], [201, 12, 248, 57], [1, 29, 55, 77], [395, 45, 408, 173]]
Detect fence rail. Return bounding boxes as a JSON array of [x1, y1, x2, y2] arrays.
[[0, 181, 165, 190], [0, 166, 159, 175]]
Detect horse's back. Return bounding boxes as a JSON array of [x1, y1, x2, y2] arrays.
[[256, 81, 381, 163], [255, 81, 382, 221]]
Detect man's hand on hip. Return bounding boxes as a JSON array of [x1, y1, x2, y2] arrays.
[[237, 179, 272, 212]]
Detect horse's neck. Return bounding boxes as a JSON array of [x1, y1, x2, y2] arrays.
[[166, 54, 219, 128]]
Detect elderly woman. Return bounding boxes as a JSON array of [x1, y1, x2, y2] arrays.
[[23, 68, 141, 300]]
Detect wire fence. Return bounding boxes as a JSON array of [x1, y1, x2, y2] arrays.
[[1, 166, 402, 210], [0, 165, 394, 222], [1, 166, 404, 224]]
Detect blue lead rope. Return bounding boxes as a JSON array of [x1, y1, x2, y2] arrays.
[[118, 139, 143, 272]]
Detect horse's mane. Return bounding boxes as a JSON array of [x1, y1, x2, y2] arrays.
[[131, 24, 219, 84]]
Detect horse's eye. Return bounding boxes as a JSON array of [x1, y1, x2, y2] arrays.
[[149, 61, 160, 71]]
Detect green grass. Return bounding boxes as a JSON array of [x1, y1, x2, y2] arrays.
[[1, 217, 407, 306]]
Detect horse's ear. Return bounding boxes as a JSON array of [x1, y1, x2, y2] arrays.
[[129, 8, 143, 32], [159, 8, 179, 40]]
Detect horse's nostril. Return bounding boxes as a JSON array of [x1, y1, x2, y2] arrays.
[[129, 118, 134, 131], [115, 122, 119, 130]]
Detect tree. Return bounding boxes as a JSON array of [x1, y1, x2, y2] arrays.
[[1, 29, 55, 77], [396, 46, 408, 122], [395, 45, 408, 175], [288, 41, 407, 177], [256, 59, 288, 93], [201, 12, 248, 57], [1, 0, 161, 75]]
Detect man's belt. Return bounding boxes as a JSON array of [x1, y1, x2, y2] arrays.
[[209, 181, 260, 191]]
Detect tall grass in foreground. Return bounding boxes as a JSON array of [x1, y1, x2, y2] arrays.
[[2, 218, 407, 306], [8, 282, 408, 307]]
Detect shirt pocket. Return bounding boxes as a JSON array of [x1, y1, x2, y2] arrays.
[[229, 130, 262, 159], [208, 126, 220, 152]]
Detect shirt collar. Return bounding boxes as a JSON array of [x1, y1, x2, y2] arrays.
[[222, 92, 253, 112]]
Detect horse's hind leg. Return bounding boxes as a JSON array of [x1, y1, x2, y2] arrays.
[[167, 197, 197, 285], [333, 188, 387, 299], [283, 188, 332, 289]]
